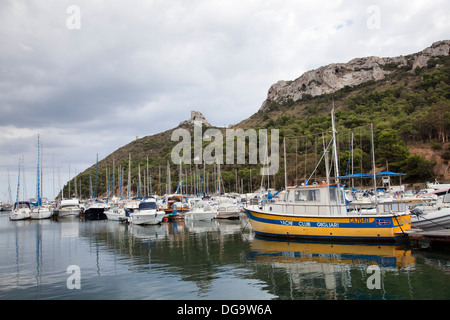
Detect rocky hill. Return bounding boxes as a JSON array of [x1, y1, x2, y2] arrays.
[[259, 40, 450, 112]]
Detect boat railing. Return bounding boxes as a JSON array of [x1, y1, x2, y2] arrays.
[[262, 202, 347, 216], [261, 200, 408, 216]]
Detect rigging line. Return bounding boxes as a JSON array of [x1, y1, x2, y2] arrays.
[[306, 138, 333, 183]]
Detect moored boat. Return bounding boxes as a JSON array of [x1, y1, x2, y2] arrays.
[[128, 197, 165, 225], [30, 204, 52, 219], [83, 199, 109, 219], [10, 201, 32, 221], [56, 198, 82, 218], [245, 183, 411, 242], [410, 187, 450, 230], [244, 109, 411, 242], [185, 201, 216, 221], [105, 204, 126, 221], [215, 197, 240, 219]]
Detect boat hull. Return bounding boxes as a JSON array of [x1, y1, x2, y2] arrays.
[[105, 211, 126, 221], [411, 207, 450, 231], [185, 211, 216, 221], [244, 208, 411, 242], [30, 208, 52, 219], [129, 211, 165, 225], [10, 211, 30, 221], [58, 208, 82, 218]]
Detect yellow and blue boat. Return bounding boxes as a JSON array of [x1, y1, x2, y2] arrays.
[[244, 183, 411, 242]]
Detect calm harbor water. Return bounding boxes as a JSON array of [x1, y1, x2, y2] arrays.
[[1, 213, 450, 300]]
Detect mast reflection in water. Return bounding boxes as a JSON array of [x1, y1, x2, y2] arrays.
[[1, 214, 450, 300]]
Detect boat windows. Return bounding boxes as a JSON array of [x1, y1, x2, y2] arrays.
[[14, 202, 30, 209], [139, 202, 157, 210], [329, 188, 345, 203], [294, 189, 320, 202]]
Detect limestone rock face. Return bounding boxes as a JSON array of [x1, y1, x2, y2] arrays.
[[259, 40, 450, 111]]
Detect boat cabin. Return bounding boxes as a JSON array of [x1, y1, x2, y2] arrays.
[[265, 183, 347, 216], [266, 182, 408, 217]]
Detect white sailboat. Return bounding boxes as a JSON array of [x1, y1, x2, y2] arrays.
[[30, 134, 52, 219], [10, 201, 32, 221], [30, 200, 52, 220], [10, 157, 31, 221]]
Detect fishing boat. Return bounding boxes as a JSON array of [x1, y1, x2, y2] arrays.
[[128, 197, 165, 225], [10, 201, 32, 221], [185, 201, 217, 221], [56, 198, 82, 218], [244, 109, 411, 242], [245, 183, 411, 242]]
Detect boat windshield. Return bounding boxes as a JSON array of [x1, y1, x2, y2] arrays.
[[14, 202, 30, 209], [139, 201, 157, 210]]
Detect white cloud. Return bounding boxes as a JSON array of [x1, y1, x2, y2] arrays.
[[0, 0, 449, 201]]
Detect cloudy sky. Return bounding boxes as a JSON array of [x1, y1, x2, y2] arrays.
[[1, 0, 449, 202]]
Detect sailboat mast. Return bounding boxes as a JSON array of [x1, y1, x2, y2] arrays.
[[371, 123, 378, 205], [36, 134, 40, 202], [331, 107, 340, 182], [127, 153, 131, 198]]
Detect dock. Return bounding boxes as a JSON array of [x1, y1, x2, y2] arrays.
[[407, 229, 450, 246]]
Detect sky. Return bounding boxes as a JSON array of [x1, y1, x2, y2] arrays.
[[0, 0, 449, 202]]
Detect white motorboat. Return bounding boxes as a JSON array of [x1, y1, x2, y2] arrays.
[[410, 188, 450, 231], [84, 199, 110, 219], [185, 201, 217, 221], [10, 201, 32, 221], [30, 205, 52, 219], [105, 204, 126, 221], [128, 198, 165, 225], [411, 207, 450, 231], [215, 197, 240, 219], [57, 198, 82, 218]]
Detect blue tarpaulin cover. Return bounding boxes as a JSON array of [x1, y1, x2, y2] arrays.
[[337, 171, 405, 179]]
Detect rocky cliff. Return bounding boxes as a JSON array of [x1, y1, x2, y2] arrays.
[[259, 40, 450, 111]]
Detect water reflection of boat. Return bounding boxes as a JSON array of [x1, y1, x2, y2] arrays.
[[249, 236, 414, 269], [185, 219, 218, 232], [128, 224, 165, 242]]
